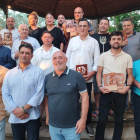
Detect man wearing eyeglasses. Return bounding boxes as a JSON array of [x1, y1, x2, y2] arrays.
[[11, 24, 40, 65], [66, 18, 100, 137], [31, 31, 60, 76]]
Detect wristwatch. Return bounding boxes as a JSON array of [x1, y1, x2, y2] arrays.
[[22, 106, 27, 113], [126, 84, 131, 88], [98, 85, 102, 88]]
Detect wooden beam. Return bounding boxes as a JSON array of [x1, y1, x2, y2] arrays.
[[53, 0, 60, 16], [91, 0, 100, 18]]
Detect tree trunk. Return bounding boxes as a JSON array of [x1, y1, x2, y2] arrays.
[[113, 16, 118, 31]]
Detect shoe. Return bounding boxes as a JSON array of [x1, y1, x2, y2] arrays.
[[85, 124, 95, 137], [123, 111, 127, 120], [92, 108, 99, 118]]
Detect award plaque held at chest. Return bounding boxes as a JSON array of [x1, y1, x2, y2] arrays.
[[120, 31, 127, 41], [103, 73, 117, 91], [76, 64, 87, 75], [4, 33, 12, 45]]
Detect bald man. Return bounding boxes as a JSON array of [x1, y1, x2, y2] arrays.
[[44, 51, 89, 140], [11, 24, 40, 65], [62, 7, 93, 52], [0, 17, 20, 49]]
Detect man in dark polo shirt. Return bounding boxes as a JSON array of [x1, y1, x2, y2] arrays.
[[44, 51, 89, 140]]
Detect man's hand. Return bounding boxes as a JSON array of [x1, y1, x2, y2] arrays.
[[99, 87, 111, 94], [19, 112, 29, 120], [122, 39, 128, 47], [117, 86, 130, 94], [83, 71, 96, 81], [12, 107, 24, 118], [46, 117, 49, 125], [14, 52, 19, 59], [75, 118, 86, 134], [9, 41, 13, 47]]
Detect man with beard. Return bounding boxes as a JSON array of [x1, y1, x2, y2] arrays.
[[95, 31, 133, 140]]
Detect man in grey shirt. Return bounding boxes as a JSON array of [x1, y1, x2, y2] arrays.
[[122, 18, 140, 117]]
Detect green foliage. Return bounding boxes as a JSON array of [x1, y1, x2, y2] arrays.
[[108, 10, 140, 32], [0, 8, 57, 29]]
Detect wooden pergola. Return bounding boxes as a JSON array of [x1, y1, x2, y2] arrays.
[[1, 0, 140, 19]]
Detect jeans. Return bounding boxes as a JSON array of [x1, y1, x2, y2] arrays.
[[49, 125, 81, 140], [95, 92, 127, 140], [11, 118, 40, 140], [133, 93, 140, 140], [86, 83, 92, 125], [0, 118, 5, 140]]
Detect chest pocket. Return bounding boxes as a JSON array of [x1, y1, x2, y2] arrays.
[[24, 77, 36, 89]]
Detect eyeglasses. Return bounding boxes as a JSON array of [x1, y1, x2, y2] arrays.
[[79, 25, 88, 28]]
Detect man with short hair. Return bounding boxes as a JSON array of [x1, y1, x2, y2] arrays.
[[62, 7, 93, 52], [44, 51, 89, 140], [0, 34, 16, 69], [122, 18, 140, 115], [57, 14, 65, 32], [0, 66, 9, 140], [66, 18, 100, 136], [95, 31, 133, 140], [0, 17, 20, 49], [11, 24, 40, 65], [2, 44, 44, 140], [31, 31, 60, 75], [91, 17, 128, 118]]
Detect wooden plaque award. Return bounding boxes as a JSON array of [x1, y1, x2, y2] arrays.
[[103, 73, 117, 91], [121, 31, 127, 41], [4, 33, 12, 44], [21, 41, 31, 46], [70, 24, 77, 37], [76, 64, 87, 75]]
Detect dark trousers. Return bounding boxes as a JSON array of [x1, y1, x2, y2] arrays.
[[11, 118, 40, 140], [95, 92, 127, 140], [86, 83, 92, 125], [134, 93, 140, 140]]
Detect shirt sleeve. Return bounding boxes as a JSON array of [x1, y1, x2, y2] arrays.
[[4, 49, 16, 69], [98, 54, 104, 67], [92, 40, 100, 71], [34, 39, 40, 50], [31, 50, 37, 66], [127, 55, 133, 68], [2, 71, 18, 112], [11, 40, 17, 60], [27, 69, 44, 106], [76, 72, 87, 93]]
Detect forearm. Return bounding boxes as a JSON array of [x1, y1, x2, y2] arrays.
[[96, 72, 102, 86], [81, 94, 89, 121], [133, 79, 140, 88], [127, 74, 133, 85], [60, 43, 64, 51], [44, 95, 49, 118], [23, 104, 32, 111]]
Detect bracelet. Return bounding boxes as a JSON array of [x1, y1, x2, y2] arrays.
[[22, 106, 27, 113], [126, 84, 131, 88], [98, 85, 102, 88]]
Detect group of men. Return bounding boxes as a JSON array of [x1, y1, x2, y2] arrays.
[[0, 6, 140, 140]]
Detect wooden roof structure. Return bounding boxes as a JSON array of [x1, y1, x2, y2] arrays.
[[1, 0, 140, 19]]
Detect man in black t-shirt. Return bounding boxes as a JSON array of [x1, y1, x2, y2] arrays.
[[91, 17, 128, 118]]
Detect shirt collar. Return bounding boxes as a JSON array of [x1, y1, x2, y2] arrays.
[[53, 67, 69, 77], [79, 34, 89, 41], [108, 49, 123, 57], [19, 36, 29, 40], [18, 63, 32, 70]]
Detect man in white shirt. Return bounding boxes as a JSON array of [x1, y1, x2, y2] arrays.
[[66, 18, 100, 137], [0, 17, 20, 49], [31, 31, 60, 76], [11, 24, 40, 65]]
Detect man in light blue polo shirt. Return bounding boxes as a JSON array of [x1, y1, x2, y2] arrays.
[[133, 60, 140, 140]]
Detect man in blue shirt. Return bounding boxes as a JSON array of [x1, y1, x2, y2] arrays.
[[2, 43, 44, 140], [0, 34, 16, 69], [133, 60, 140, 140]]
